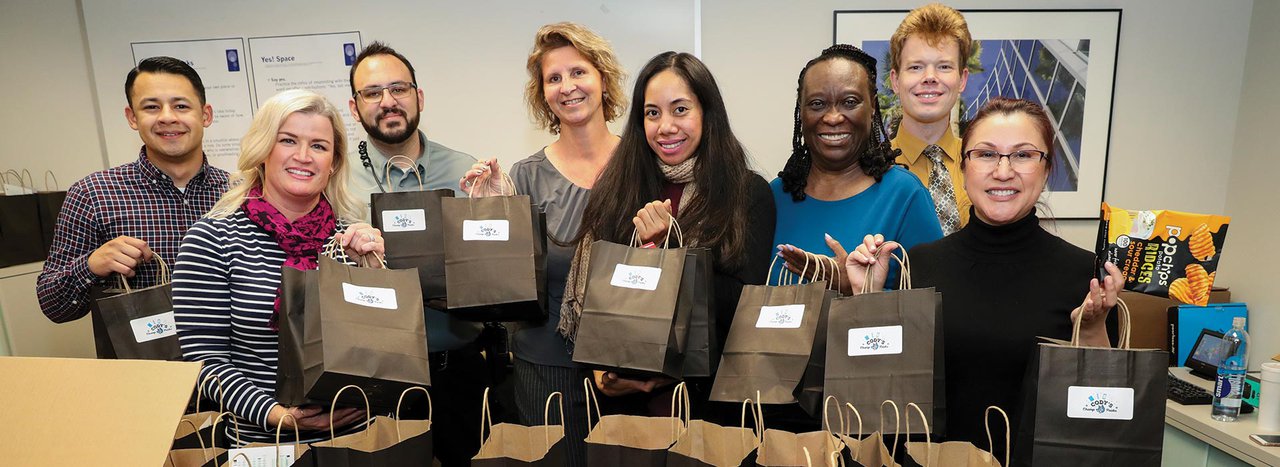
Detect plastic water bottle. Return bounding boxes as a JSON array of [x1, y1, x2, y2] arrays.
[[1211, 316, 1250, 421]]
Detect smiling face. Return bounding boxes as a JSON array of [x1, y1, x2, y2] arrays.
[[890, 35, 968, 126], [262, 112, 336, 213], [963, 112, 1049, 226], [643, 70, 703, 166], [541, 46, 605, 130], [124, 72, 213, 163], [349, 54, 422, 145], [800, 58, 872, 171]]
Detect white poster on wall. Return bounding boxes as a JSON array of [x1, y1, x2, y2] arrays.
[[247, 32, 363, 144], [131, 38, 254, 171]]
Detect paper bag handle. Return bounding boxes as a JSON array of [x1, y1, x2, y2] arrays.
[[479, 387, 494, 448], [324, 233, 386, 269], [880, 400, 900, 461], [544, 391, 565, 449], [669, 382, 689, 443], [381, 155, 425, 192], [754, 391, 768, 459], [804, 446, 814, 467], [984, 406, 1010, 467], [327, 385, 372, 444], [1069, 296, 1131, 349], [739, 398, 761, 450], [3, 169, 35, 190], [464, 170, 518, 219], [195, 373, 227, 423], [275, 413, 301, 464], [395, 386, 432, 442], [169, 418, 207, 467], [117, 255, 170, 292], [464, 167, 517, 196], [43, 171, 60, 191], [861, 244, 910, 294], [230, 452, 253, 467], [823, 256, 843, 293], [905, 403, 932, 467], [629, 215, 684, 249], [844, 402, 864, 458], [583, 377, 603, 431]]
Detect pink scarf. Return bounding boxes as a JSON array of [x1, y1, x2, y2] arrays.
[[242, 185, 336, 330]]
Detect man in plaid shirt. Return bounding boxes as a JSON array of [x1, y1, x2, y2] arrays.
[[37, 57, 229, 341]]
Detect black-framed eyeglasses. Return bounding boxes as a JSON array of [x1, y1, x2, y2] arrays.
[[962, 149, 1047, 174], [354, 82, 417, 103]]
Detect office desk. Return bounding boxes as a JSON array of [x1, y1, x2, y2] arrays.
[[1165, 367, 1280, 466]]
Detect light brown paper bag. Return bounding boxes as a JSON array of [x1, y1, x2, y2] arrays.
[[668, 386, 761, 467], [583, 378, 685, 466], [903, 404, 1007, 467], [473, 388, 566, 466]]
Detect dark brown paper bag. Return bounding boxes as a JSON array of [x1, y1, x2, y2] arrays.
[[903, 403, 1006, 467], [276, 255, 430, 411], [370, 185, 453, 301], [710, 255, 829, 405], [824, 251, 944, 434], [572, 234, 691, 378], [1014, 300, 1166, 467], [94, 257, 182, 361], [441, 193, 548, 321], [0, 169, 45, 267], [473, 388, 566, 466], [681, 247, 718, 378], [668, 390, 760, 467], [294, 385, 434, 467], [583, 378, 684, 466]]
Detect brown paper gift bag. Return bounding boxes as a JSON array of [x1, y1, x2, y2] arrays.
[[755, 395, 848, 467], [796, 257, 841, 418], [834, 401, 901, 467], [369, 155, 454, 302], [583, 377, 685, 466], [165, 412, 238, 467], [681, 247, 718, 378], [668, 385, 761, 467], [441, 173, 547, 321], [903, 404, 1007, 467], [573, 221, 691, 378], [473, 388, 566, 466], [276, 254, 430, 411], [1014, 300, 1166, 467], [95, 256, 183, 361], [294, 385, 435, 467], [824, 250, 944, 434], [220, 412, 314, 467], [711, 254, 830, 405]]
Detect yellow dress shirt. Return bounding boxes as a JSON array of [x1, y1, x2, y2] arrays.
[[892, 128, 971, 228]]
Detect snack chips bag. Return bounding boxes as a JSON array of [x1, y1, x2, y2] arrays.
[[1095, 203, 1229, 306]]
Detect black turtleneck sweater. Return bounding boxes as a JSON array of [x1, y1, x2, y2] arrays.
[[908, 210, 1116, 460]]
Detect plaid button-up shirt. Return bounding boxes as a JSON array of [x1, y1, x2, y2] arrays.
[[36, 147, 229, 323]]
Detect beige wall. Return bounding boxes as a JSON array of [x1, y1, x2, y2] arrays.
[[1222, 0, 1279, 369], [0, 0, 106, 185]]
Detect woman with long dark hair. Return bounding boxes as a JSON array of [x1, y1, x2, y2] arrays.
[[563, 51, 775, 409]]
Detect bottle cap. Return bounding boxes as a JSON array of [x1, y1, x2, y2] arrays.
[[1233, 316, 1247, 328]]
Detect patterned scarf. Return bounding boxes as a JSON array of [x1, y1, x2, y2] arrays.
[[242, 185, 336, 330], [556, 156, 700, 343]]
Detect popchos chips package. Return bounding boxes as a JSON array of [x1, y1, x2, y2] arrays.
[[1095, 203, 1230, 306]]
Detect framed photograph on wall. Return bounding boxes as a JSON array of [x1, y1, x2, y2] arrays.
[[834, 9, 1122, 219]]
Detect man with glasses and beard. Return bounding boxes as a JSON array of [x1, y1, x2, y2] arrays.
[[345, 41, 485, 466]]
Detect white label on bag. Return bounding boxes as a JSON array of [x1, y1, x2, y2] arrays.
[[381, 209, 427, 232], [342, 283, 399, 310], [610, 264, 662, 291], [462, 219, 510, 241], [129, 311, 178, 343], [1066, 386, 1134, 420], [756, 304, 805, 329], [847, 325, 903, 356], [228, 445, 296, 467]]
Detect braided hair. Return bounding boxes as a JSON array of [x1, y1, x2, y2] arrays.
[[778, 44, 900, 202]]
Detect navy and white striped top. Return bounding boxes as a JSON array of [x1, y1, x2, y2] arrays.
[[172, 209, 352, 445]]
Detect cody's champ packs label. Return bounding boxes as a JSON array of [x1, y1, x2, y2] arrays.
[[1095, 203, 1229, 306]]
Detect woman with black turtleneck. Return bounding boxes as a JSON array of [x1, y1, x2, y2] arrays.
[[844, 97, 1124, 465]]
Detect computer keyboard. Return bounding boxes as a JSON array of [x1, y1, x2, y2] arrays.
[[1168, 372, 1213, 405]]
